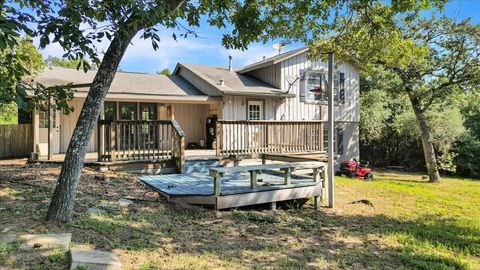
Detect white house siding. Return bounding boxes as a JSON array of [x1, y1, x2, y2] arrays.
[[173, 103, 210, 145], [60, 98, 96, 153], [243, 51, 360, 160], [246, 63, 282, 88], [221, 95, 277, 120], [221, 95, 279, 150], [276, 52, 360, 122], [341, 122, 360, 161]]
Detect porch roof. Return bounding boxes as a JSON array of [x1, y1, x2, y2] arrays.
[[33, 66, 209, 99]]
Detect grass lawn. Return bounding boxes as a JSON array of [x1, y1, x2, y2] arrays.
[[0, 161, 479, 269]]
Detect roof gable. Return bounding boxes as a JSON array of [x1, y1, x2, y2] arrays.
[[238, 47, 309, 73], [174, 63, 294, 98]]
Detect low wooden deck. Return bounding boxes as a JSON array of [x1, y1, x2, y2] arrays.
[[140, 159, 325, 209], [37, 149, 216, 163]]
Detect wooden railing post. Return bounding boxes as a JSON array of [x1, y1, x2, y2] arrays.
[[171, 119, 185, 173], [111, 121, 117, 161], [97, 120, 104, 162], [215, 121, 222, 157]]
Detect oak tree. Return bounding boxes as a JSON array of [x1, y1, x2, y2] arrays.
[[316, 10, 480, 182]]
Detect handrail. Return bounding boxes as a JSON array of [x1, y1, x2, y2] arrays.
[[218, 120, 326, 124], [98, 119, 173, 124], [216, 120, 324, 157], [171, 119, 185, 173], [170, 119, 185, 137], [97, 119, 186, 173]]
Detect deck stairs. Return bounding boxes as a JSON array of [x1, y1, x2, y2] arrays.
[[184, 159, 221, 174]]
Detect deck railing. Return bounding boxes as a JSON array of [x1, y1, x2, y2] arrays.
[[97, 119, 185, 173], [215, 120, 324, 157]]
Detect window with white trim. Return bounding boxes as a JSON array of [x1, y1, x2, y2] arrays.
[[247, 101, 263, 120], [303, 70, 345, 104]]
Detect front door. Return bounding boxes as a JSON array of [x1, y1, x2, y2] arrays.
[[39, 109, 60, 154], [247, 100, 264, 148]]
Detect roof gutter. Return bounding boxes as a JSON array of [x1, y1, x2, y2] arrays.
[[222, 91, 295, 98]]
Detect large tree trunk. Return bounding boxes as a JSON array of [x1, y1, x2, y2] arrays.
[[411, 102, 441, 183], [46, 27, 138, 223]]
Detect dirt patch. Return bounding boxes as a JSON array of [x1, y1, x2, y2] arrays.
[[0, 160, 478, 269]]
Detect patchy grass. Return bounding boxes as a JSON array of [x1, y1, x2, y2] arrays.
[[0, 162, 479, 269]]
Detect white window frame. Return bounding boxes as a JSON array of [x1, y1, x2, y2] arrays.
[[247, 100, 264, 120], [303, 70, 341, 105]]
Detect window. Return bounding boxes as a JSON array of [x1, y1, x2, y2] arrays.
[[302, 70, 345, 104], [38, 110, 55, 128], [247, 101, 263, 120], [104, 102, 116, 121], [39, 110, 48, 128], [140, 103, 157, 120], [323, 126, 345, 155], [119, 103, 137, 120]]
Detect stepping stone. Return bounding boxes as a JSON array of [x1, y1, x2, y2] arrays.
[[70, 248, 121, 270], [20, 233, 71, 250], [88, 207, 106, 215], [118, 198, 133, 207]]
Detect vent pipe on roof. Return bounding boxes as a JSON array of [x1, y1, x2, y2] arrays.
[[263, 56, 266, 61], [228, 55, 233, 71], [219, 79, 225, 86]]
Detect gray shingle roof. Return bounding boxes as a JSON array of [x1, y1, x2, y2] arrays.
[[238, 47, 309, 73], [175, 63, 293, 97], [34, 66, 205, 97]]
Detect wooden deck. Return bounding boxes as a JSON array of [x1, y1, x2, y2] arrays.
[[140, 159, 325, 209], [37, 149, 216, 163]]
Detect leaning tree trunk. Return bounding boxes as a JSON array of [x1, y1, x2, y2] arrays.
[[46, 26, 139, 223], [411, 103, 441, 183]]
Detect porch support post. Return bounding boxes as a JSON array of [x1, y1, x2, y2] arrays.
[[327, 52, 335, 208], [47, 99, 53, 161], [170, 104, 175, 120], [97, 102, 105, 162], [32, 107, 39, 154]]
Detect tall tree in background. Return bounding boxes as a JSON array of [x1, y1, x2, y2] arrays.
[[0, 38, 44, 124], [314, 10, 480, 182], [2, 0, 442, 222], [45, 56, 92, 69], [1, 2, 75, 116], [157, 68, 171, 75]]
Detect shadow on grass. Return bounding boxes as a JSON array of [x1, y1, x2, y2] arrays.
[[66, 203, 477, 270]]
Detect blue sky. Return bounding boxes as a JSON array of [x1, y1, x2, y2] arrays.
[[37, 1, 480, 74]]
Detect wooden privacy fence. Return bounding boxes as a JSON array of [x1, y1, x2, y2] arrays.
[[97, 119, 185, 172], [216, 120, 325, 157], [0, 124, 33, 159]]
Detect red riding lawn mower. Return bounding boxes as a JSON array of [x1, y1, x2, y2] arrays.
[[335, 158, 374, 181]]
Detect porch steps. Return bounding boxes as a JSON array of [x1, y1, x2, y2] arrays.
[[184, 159, 221, 174]]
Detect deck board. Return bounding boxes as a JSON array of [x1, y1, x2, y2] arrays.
[[140, 170, 317, 196]]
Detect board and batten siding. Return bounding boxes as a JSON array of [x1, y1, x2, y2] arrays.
[[277, 51, 360, 122], [60, 98, 96, 153], [245, 63, 282, 88], [173, 103, 210, 145], [221, 95, 277, 120], [235, 51, 360, 161]]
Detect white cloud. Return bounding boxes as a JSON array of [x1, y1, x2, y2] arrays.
[[34, 29, 301, 73]]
